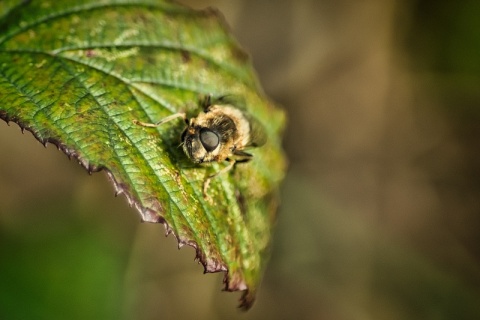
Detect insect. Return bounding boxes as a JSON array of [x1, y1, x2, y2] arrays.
[[133, 95, 266, 195]]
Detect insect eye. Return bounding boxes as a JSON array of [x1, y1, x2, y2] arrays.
[[199, 128, 219, 152]]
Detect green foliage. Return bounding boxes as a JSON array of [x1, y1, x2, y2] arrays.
[[0, 0, 286, 309]]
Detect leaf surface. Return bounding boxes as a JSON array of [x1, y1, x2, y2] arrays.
[[0, 0, 286, 309]]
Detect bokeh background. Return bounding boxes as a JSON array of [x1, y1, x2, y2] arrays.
[[1, 0, 480, 319]]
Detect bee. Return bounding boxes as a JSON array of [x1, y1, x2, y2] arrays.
[[133, 95, 266, 195]]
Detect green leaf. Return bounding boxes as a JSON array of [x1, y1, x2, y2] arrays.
[[0, 0, 286, 309]]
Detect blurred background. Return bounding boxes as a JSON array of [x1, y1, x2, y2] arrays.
[[1, 0, 480, 319]]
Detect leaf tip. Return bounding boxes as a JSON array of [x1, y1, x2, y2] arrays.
[[238, 290, 256, 311], [221, 270, 257, 310]]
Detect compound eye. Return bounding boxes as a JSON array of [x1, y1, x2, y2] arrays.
[[199, 128, 219, 152]]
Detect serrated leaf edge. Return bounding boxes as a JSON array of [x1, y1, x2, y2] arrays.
[[0, 114, 255, 309]]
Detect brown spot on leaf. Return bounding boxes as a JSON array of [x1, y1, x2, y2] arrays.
[[180, 49, 191, 63], [85, 49, 95, 57]]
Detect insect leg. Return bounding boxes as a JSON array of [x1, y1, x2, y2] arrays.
[[232, 150, 253, 163], [203, 158, 236, 196], [200, 94, 213, 111], [133, 112, 187, 127]]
